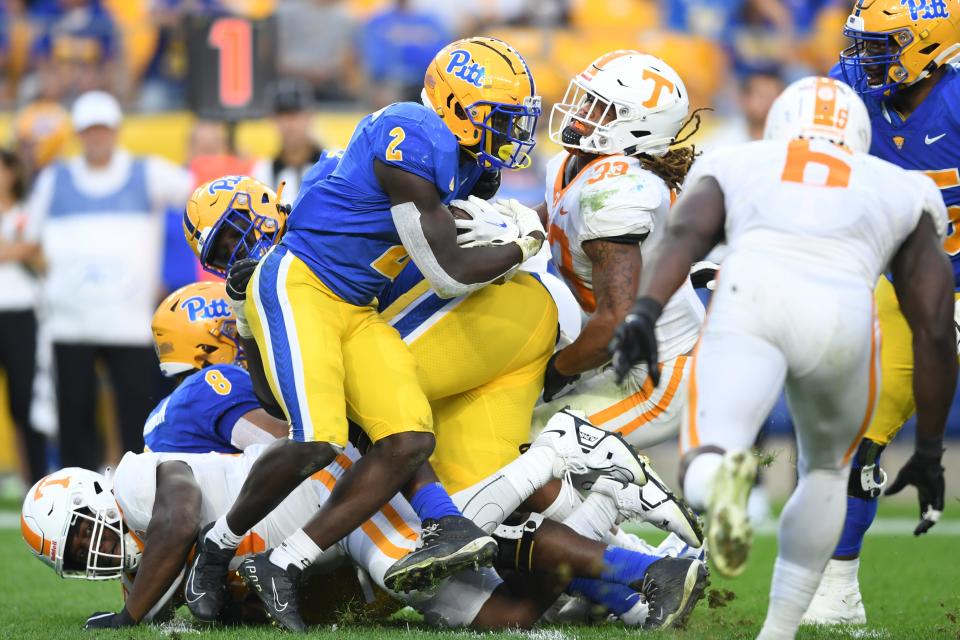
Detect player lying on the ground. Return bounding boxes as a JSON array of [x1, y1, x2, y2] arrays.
[[801, 0, 960, 624], [609, 76, 956, 640], [532, 51, 705, 451], [21, 410, 708, 631]]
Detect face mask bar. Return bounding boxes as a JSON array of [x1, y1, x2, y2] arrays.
[[200, 190, 282, 277], [469, 96, 541, 170], [840, 27, 913, 97], [549, 80, 622, 153], [63, 509, 127, 581]]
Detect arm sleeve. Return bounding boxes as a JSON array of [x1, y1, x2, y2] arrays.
[[22, 167, 56, 243], [146, 156, 193, 212]]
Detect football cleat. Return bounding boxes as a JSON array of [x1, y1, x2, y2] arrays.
[[530, 408, 648, 486], [184, 523, 234, 621], [634, 556, 709, 629], [591, 473, 704, 548], [383, 515, 497, 593], [706, 450, 758, 578], [239, 551, 306, 632], [801, 559, 866, 625]]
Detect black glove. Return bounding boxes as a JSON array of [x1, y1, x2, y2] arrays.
[[542, 351, 580, 402], [470, 170, 501, 200], [884, 448, 945, 536], [609, 298, 663, 385], [226, 258, 260, 303], [83, 608, 135, 629], [690, 261, 718, 290]]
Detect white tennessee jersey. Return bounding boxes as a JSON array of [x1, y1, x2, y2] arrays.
[[545, 151, 704, 361], [687, 139, 948, 286]]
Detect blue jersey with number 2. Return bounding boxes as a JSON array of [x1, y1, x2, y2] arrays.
[[281, 102, 484, 306]]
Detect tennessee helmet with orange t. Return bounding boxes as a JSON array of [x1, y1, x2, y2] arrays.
[[422, 37, 541, 170], [549, 50, 689, 158], [840, 0, 960, 96], [152, 281, 240, 377], [764, 76, 873, 154], [21, 468, 141, 580], [183, 175, 288, 277]]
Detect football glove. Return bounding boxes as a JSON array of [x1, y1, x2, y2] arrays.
[[542, 351, 580, 402], [493, 198, 545, 262], [226, 258, 259, 339], [690, 261, 718, 290], [83, 609, 135, 629], [450, 195, 520, 247], [609, 298, 663, 385], [470, 169, 501, 200], [884, 449, 945, 536]]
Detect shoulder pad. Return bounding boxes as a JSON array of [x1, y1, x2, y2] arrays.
[[578, 161, 663, 240]]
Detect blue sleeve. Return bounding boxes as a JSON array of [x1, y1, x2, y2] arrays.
[[372, 105, 459, 199], [828, 62, 843, 81], [198, 366, 262, 447]]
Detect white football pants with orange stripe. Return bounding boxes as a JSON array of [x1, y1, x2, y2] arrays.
[[531, 355, 691, 450]]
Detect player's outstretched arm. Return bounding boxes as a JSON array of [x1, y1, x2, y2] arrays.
[[375, 160, 543, 297], [887, 213, 957, 534], [610, 176, 725, 383], [123, 462, 203, 622]]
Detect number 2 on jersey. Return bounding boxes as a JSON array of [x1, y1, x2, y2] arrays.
[[386, 127, 406, 161], [205, 370, 233, 396]]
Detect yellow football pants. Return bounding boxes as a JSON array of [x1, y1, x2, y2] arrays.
[[867, 276, 960, 446], [382, 272, 558, 492], [246, 248, 433, 446]]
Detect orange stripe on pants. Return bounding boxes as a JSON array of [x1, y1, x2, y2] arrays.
[[360, 520, 410, 560], [616, 356, 688, 438], [843, 310, 879, 465]]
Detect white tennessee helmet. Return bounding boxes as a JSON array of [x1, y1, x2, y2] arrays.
[[764, 76, 871, 154], [549, 50, 689, 157], [21, 468, 141, 580]]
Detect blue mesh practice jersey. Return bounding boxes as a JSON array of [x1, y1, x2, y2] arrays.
[[281, 101, 484, 306], [143, 364, 261, 454], [831, 65, 960, 288]]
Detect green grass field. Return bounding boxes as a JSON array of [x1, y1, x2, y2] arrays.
[[1, 501, 958, 640]]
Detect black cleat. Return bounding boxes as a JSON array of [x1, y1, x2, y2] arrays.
[[184, 522, 235, 621], [636, 556, 710, 629], [239, 551, 306, 632], [383, 515, 497, 593]]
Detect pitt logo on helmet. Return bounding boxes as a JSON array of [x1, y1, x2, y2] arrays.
[[902, 0, 949, 20], [445, 49, 486, 88], [180, 296, 232, 323]]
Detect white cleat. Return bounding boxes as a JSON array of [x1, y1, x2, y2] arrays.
[[591, 474, 704, 548], [707, 450, 757, 578], [801, 559, 867, 625], [530, 408, 648, 486]]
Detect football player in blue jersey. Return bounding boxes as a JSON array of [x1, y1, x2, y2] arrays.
[[145, 280, 290, 455], [184, 37, 546, 629], [806, 0, 960, 624]]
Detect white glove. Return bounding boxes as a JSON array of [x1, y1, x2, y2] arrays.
[[493, 198, 545, 261], [450, 195, 520, 247]]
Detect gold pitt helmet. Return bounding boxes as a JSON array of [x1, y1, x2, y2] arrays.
[[152, 281, 240, 377], [840, 0, 960, 96], [422, 37, 541, 170], [14, 101, 71, 169], [183, 175, 287, 277]]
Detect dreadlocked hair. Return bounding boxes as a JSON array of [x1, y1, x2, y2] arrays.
[[637, 107, 712, 194]]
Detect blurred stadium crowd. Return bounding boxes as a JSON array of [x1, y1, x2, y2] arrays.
[[0, 0, 923, 496]]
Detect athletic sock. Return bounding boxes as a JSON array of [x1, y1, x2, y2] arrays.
[[600, 546, 660, 586], [759, 558, 824, 639], [541, 480, 583, 521], [567, 578, 643, 617], [410, 482, 462, 521], [833, 442, 884, 556], [205, 515, 243, 550], [682, 451, 723, 511], [269, 528, 323, 571], [563, 492, 619, 541], [452, 446, 555, 532]]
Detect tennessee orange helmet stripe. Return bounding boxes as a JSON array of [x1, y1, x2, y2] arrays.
[[21, 514, 51, 557]]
